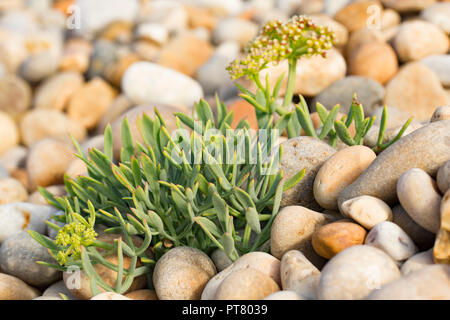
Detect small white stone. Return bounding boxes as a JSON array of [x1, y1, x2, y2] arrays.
[[365, 221, 418, 262], [340, 196, 393, 229], [122, 62, 203, 109], [136, 23, 168, 45]]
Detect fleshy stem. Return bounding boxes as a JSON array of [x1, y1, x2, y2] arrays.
[[283, 59, 297, 108], [284, 59, 298, 138]]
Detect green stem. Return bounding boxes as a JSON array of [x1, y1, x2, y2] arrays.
[[283, 59, 298, 138], [282, 59, 297, 108]]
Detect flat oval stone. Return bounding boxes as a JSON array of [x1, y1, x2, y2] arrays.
[[368, 265, 450, 300], [341, 196, 392, 229], [317, 245, 401, 300], [314, 146, 376, 210], [122, 61, 203, 109], [338, 120, 450, 208], [397, 168, 442, 233]]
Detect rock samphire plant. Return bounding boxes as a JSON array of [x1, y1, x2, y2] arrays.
[[30, 98, 305, 294], [30, 15, 412, 295], [228, 15, 412, 153]]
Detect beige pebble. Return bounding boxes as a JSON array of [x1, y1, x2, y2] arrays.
[[26, 139, 75, 191], [314, 146, 376, 210], [65, 158, 87, 179], [335, 1, 383, 33], [34, 71, 84, 111], [0, 111, 19, 155], [201, 252, 281, 300], [215, 268, 279, 300], [318, 245, 401, 300], [384, 63, 449, 121], [271, 206, 332, 267], [349, 41, 398, 85], [0, 178, 27, 205], [280, 250, 320, 300], [393, 20, 449, 62], [20, 109, 87, 147], [368, 265, 450, 300], [0, 75, 32, 117], [67, 77, 117, 130], [153, 247, 216, 300], [341, 196, 392, 229], [434, 190, 450, 264], [0, 273, 40, 300], [397, 168, 442, 233]]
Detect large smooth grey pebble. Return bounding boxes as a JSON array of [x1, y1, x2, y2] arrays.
[[0, 231, 61, 287], [339, 120, 450, 208]]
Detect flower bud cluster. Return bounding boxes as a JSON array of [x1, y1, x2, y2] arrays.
[[55, 222, 98, 265], [228, 15, 336, 79]]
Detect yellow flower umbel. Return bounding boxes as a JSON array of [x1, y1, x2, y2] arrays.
[[55, 222, 97, 266], [227, 15, 336, 138], [227, 15, 336, 80]]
